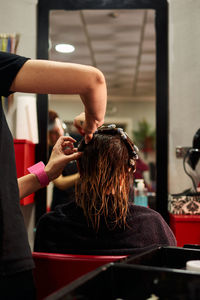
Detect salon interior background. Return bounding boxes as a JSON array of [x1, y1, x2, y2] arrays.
[[1, 0, 200, 249]]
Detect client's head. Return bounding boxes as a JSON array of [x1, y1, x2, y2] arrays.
[[76, 125, 138, 231]]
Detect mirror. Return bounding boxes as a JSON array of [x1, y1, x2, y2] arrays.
[[47, 9, 156, 211], [36, 0, 168, 224]]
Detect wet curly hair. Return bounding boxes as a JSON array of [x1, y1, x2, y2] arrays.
[[76, 126, 138, 231]]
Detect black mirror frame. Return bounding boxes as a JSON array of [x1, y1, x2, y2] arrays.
[[36, 0, 169, 224]]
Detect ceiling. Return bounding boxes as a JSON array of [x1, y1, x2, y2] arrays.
[[49, 9, 156, 102]]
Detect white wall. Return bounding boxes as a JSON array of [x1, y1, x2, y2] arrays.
[[168, 0, 200, 193], [49, 98, 156, 139], [0, 0, 37, 58], [0, 0, 38, 250]]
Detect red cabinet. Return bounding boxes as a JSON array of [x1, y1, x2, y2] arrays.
[[14, 139, 35, 205], [169, 213, 200, 247]]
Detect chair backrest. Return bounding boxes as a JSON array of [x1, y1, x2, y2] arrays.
[[32, 252, 127, 299]]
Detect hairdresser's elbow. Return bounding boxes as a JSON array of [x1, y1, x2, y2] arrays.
[[95, 68, 106, 85], [89, 66, 106, 88]]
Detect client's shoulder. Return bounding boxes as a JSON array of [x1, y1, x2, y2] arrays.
[[128, 203, 164, 220]]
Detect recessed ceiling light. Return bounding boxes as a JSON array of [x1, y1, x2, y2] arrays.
[[108, 12, 119, 18], [55, 44, 75, 53]]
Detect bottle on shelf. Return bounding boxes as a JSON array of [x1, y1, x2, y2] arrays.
[[134, 179, 148, 207]]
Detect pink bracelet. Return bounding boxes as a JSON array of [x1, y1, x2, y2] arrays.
[[27, 161, 50, 187]]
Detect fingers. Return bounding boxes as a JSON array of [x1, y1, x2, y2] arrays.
[[73, 112, 101, 143], [54, 136, 82, 158], [54, 136, 76, 150], [65, 151, 82, 162], [84, 133, 93, 144], [63, 147, 78, 155], [73, 124, 85, 136], [57, 135, 76, 144], [73, 112, 105, 144], [73, 112, 85, 124], [73, 113, 85, 136], [59, 135, 76, 144], [47, 136, 82, 182], [62, 141, 76, 150]]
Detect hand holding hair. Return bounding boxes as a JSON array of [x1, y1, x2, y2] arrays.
[[18, 136, 82, 199], [74, 112, 104, 144], [45, 136, 82, 181]]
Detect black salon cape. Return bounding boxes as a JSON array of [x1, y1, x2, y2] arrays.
[[34, 202, 176, 255]]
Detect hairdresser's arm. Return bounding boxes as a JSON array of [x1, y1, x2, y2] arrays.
[[18, 136, 81, 200], [53, 173, 80, 191], [10, 60, 107, 141]]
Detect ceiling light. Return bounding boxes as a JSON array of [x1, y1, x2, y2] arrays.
[[108, 12, 119, 18], [55, 44, 75, 53]]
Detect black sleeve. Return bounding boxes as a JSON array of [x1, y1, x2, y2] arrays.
[[0, 51, 30, 97]]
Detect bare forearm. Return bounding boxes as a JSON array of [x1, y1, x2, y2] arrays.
[[18, 174, 41, 200], [53, 173, 80, 190], [10, 60, 107, 124]]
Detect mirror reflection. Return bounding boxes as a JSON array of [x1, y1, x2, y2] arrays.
[[47, 9, 156, 211]]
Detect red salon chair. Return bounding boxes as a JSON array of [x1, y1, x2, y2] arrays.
[[32, 252, 127, 299]]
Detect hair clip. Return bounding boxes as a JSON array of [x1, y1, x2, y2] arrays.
[[129, 158, 136, 167], [132, 152, 139, 160], [117, 128, 127, 140], [133, 145, 139, 159], [134, 145, 139, 153], [107, 124, 116, 128]]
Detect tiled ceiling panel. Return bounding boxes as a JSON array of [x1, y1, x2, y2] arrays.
[[49, 9, 156, 101]]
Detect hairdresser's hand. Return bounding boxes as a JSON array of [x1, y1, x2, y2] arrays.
[[73, 112, 85, 136], [45, 136, 82, 181], [74, 112, 103, 143]]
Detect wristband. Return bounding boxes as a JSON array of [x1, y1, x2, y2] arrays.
[[27, 161, 50, 187]]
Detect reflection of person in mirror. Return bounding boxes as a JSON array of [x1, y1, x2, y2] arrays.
[[34, 124, 176, 255], [48, 110, 80, 211], [134, 156, 153, 191], [0, 51, 107, 299], [135, 157, 149, 179]]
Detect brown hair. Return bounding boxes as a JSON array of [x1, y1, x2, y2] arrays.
[[76, 127, 137, 231], [48, 110, 59, 125]]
